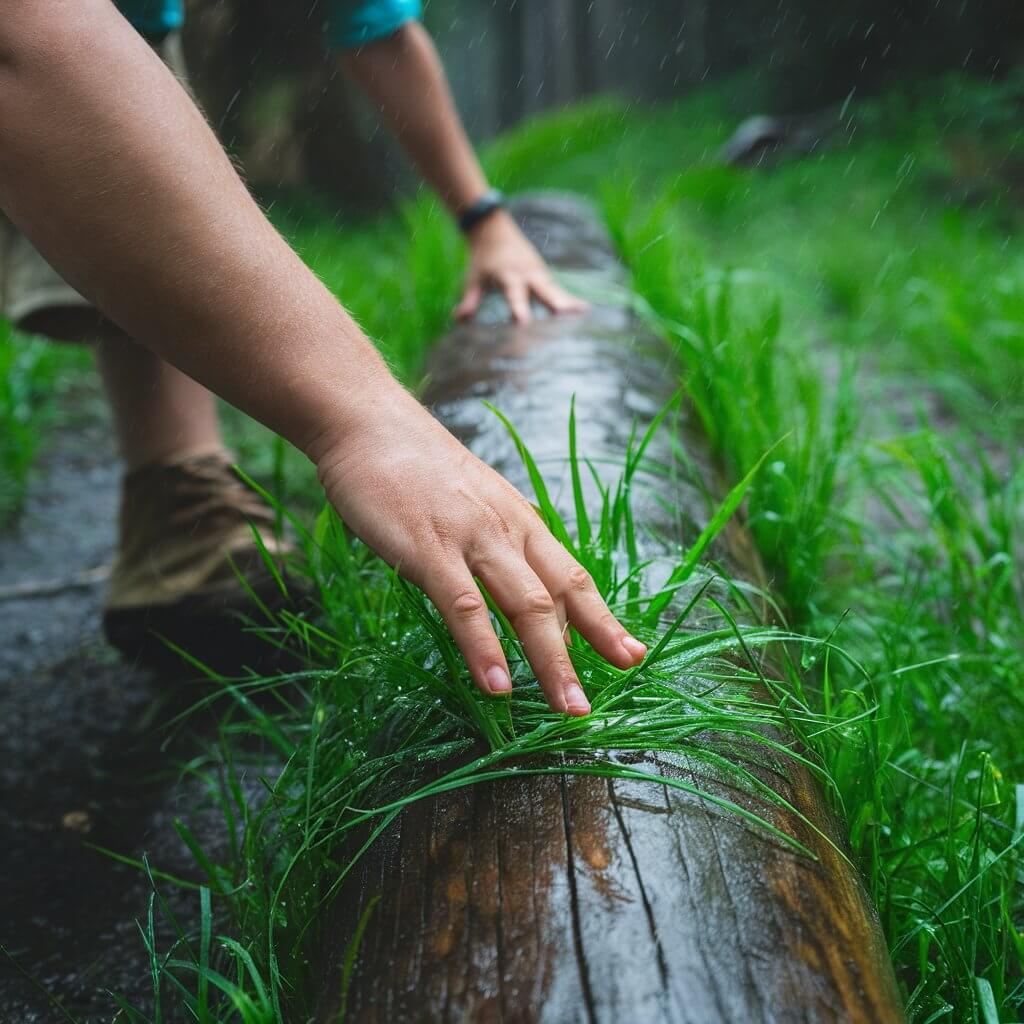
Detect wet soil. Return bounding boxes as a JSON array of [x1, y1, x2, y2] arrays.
[[0, 399, 215, 1023]]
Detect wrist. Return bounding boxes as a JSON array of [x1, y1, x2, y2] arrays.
[[297, 366, 408, 471], [308, 386, 446, 514], [464, 206, 517, 246], [457, 188, 506, 235]]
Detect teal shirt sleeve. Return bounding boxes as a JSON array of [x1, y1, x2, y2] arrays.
[[326, 0, 422, 48], [115, 0, 184, 34]]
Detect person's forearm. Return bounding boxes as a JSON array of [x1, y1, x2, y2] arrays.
[[339, 22, 488, 216], [0, 0, 398, 458]]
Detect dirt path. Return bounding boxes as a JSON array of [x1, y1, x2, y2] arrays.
[[0, 402, 212, 1022]]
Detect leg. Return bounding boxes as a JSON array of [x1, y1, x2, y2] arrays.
[[21, 307, 223, 471], [96, 327, 224, 471], [19, 307, 307, 674]]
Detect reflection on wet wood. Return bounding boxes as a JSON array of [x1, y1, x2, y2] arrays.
[[319, 195, 903, 1023]]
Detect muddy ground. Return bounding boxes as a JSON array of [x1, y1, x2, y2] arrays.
[[0, 403, 216, 1023]]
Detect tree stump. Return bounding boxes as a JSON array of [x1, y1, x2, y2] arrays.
[[316, 194, 903, 1024]]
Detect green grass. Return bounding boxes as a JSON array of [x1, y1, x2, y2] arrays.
[[0, 322, 88, 524], [610, 205, 1024, 1020]]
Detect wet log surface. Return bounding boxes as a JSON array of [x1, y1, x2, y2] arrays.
[[318, 194, 903, 1024]]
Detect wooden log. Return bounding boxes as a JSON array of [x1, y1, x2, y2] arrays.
[[317, 194, 903, 1023]]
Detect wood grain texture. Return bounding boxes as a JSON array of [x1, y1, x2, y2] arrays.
[[317, 194, 903, 1024]]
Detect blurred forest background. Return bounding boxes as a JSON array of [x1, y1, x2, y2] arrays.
[[182, 0, 1024, 209]]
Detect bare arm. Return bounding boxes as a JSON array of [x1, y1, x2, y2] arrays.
[[0, 1, 382, 450], [340, 21, 585, 322], [0, 0, 644, 712]]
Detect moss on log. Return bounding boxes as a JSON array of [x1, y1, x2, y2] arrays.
[[317, 194, 903, 1024]]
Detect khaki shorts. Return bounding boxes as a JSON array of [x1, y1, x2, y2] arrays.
[[0, 34, 189, 329]]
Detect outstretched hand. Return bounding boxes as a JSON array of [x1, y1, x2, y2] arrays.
[[312, 387, 646, 715], [455, 210, 588, 324]]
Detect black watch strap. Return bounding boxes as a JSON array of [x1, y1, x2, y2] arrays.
[[458, 189, 506, 234]]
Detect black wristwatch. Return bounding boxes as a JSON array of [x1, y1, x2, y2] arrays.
[[457, 189, 506, 235]]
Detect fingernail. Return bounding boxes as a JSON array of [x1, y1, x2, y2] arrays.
[[485, 666, 512, 694], [566, 686, 591, 716], [621, 636, 647, 662]]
